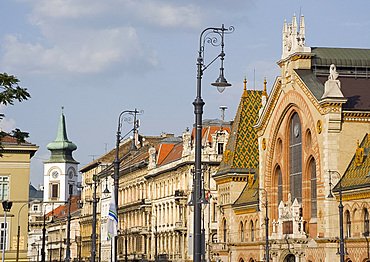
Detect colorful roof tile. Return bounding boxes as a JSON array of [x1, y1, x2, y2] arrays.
[[217, 79, 262, 174], [334, 133, 370, 191]]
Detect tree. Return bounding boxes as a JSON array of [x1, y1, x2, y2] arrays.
[[0, 73, 31, 154]]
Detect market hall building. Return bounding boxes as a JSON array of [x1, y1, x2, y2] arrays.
[[212, 14, 370, 262]]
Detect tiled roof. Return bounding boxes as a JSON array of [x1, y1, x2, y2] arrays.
[[159, 142, 183, 166], [191, 126, 231, 147], [45, 195, 81, 219], [334, 133, 370, 191], [312, 47, 370, 68], [217, 82, 262, 174], [233, 174, 259, 208], [0, 133, 31, 145], [156, 144, 176, 165]]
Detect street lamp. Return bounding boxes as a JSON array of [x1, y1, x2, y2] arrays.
[[16, 202, 28, 262], [113, 109, 142, 262], [65, 187, 73, 262], [254, 188, 270, 261], [192, 24, 234, 262], [149, 215, 158, 262], [327, 170, 345, 262], [2, 201, 12, 262]]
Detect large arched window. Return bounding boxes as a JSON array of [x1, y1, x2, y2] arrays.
[[277, 166, 283, 205], [346, 210, 351, 238], [289, 112, 302, 202], [310, 159, 317, 218], [364, 209, 369, 235], [240, 222, 244, 242]]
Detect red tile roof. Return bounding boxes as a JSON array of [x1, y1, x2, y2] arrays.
[[45, 195, 81, 219], [156, 144, 175, 165]]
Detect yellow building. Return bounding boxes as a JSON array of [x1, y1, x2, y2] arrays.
[[0, 132, 38, 262], [213, 14, 370, 262]]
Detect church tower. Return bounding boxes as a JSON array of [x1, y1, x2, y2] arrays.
[[43, 108, 79, 213]]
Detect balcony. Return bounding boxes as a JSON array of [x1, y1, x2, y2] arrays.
[[84, 177, 93, 185], [130, 226, 143, 233], [212, 242, 228, 252], [174, 221, 186, 233]]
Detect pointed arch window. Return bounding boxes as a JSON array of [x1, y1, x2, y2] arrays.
[[310, 159, 317, 218], [289, 112, 302, 202], [251, 220, 255, 241], [346, 210, 351, 238], [277, 166, 283, 205], [223, 219, 227, 242], [240, 222, 244, 242], [364, 209, 369, 235]]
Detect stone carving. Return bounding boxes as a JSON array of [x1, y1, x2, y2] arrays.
[[329, 64, 339, 80], [321, 64, 344, 99]]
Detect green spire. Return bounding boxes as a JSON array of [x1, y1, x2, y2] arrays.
[[45, 108, 78, 163]]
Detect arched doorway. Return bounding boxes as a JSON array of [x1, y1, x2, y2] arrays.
[[284, 254, 295, 262]]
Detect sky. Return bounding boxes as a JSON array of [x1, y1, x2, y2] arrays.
[[0, 0, 369, 187]]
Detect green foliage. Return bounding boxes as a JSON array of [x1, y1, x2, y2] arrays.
[[0, 73, 31, 156], [0, 73, 30, 105]]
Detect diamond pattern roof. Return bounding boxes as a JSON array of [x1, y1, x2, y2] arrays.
[[335, 133, 370, 191], [218, 85, 262, 173]]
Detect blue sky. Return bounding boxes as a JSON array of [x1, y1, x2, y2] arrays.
[[1, 0, 369, 187]]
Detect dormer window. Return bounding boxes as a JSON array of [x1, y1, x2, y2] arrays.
[[217, 143, 224, 155]]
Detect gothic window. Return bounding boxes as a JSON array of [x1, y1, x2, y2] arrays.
[[346, 210, 351, 238], [289, 112, 302, 202], [310, 159, 317, 218], [240, 222, 244, 242], [213, 202, 218, 222], [364, 209, 369, 235], [0, 177, 9, 201], [223, 219, 227, 242], [277, 166, 283, 205], [251, 220, 255, 241]]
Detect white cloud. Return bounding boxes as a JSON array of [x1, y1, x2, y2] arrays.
[[0, 118, 16, 133], [2, 26, 157, 75]]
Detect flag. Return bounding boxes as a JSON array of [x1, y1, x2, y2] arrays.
[[206, 190, 212, 201], [107, 190, 118, 240]]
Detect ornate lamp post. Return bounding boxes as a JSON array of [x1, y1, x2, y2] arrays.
[[328, 170, 345, 262], [193, 24, 234, 262], [2, 201, 12, 262], [16, 203, 28, 262], [254, 188, 270, 261], [113, 109, 142, 262]]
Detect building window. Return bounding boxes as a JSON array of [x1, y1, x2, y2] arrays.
[[240, 222, 244, 242], [213, 202, 218, 222], [33, 205, 39, 211], [217, 143, 224, 155], [51, 184, 59, 198], [364, 209, 369, 235], [0, 222, 8, 250], [289, 112, 302, 203], [223, 219, 227, 242], [277, 166, 282, 205], [346, 210, 351, 238], [0, 177, 9, 201], [251, 221, 255, 241], [212, 234, 218, 243], [310, 159, 317, 218]]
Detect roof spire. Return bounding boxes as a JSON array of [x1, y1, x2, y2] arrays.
[[262, 77, 268, 97], [242, 77, 248, 98], [46, 109, 78, 163]]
